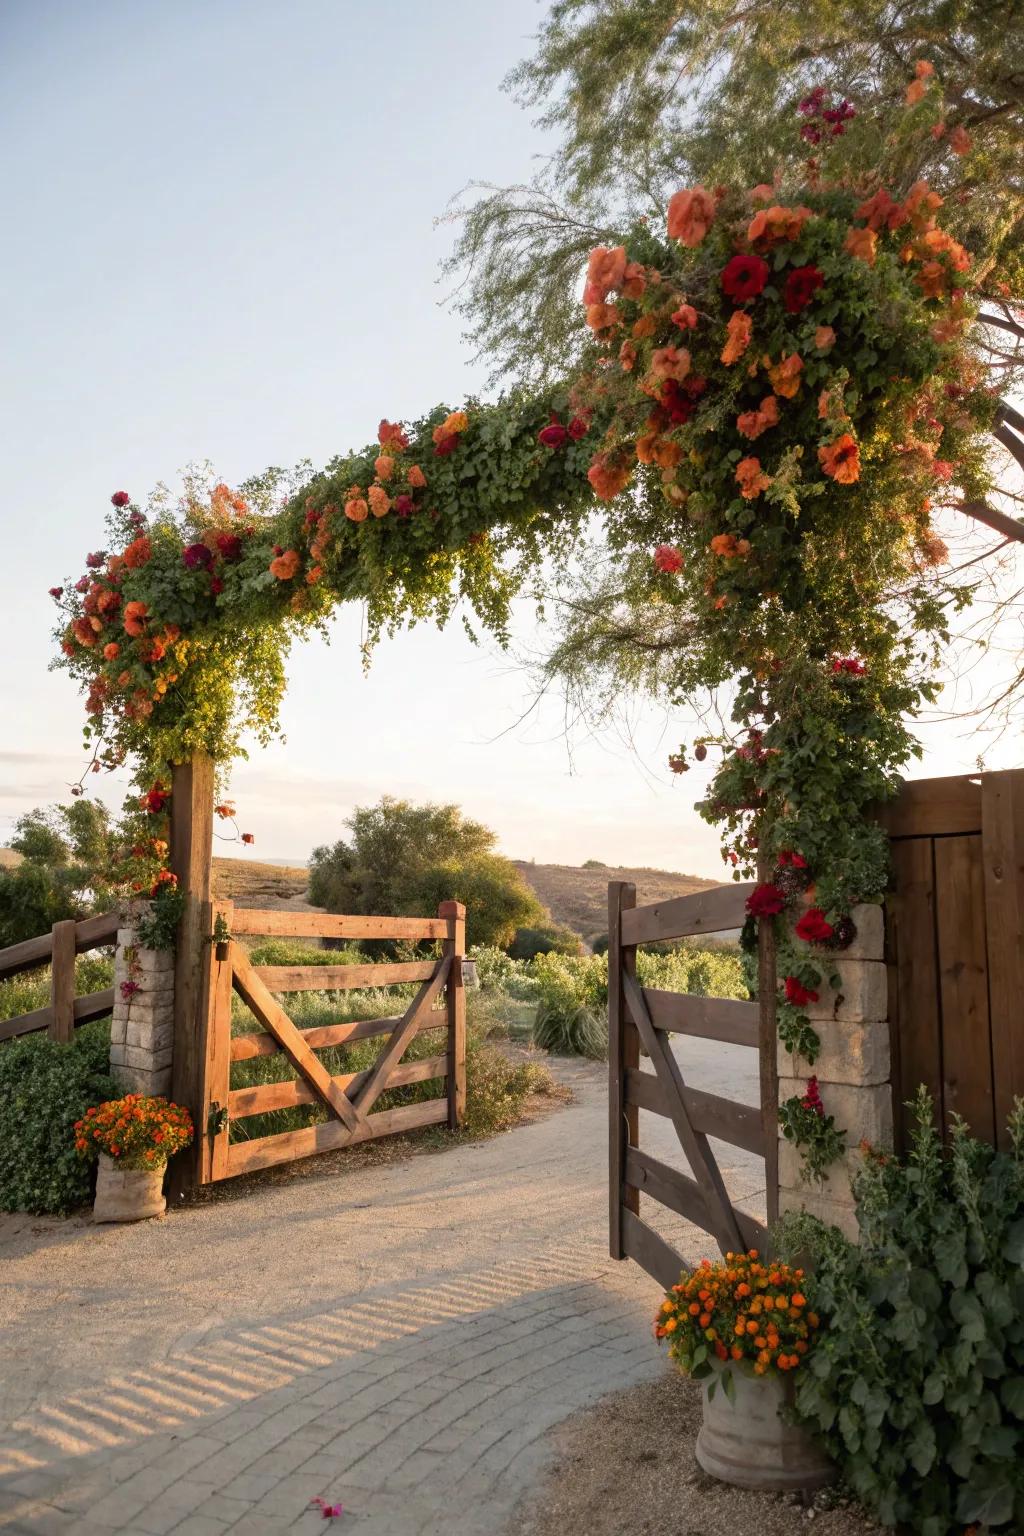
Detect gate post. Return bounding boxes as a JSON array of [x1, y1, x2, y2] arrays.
[[169, 754, 215, 1194], [608, 881, 637, 1260], [439, 900, 466, 1128], [756, 871, 779, 1232]]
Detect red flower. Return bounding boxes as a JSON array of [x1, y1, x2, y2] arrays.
[[111, 490, 130, 508], [832, 657, 866, 675], [567, 416, 589, 440], [538, 416, 569, 449], [86, 551, 105, 569], [794, 907, 834, 945], [394, 494, 415, 518], [210, 577, 225, 595], [659, 378, 697, 424], [241, 832, 255, 845], [784, 976, 820, 1007], [782, 265, 824, 314], [434, 434, 460, 457], [746, 883, 787, 918], [183, 543, 213, 570], [49, 586, 63, 599], [653, 544, 684, 574], [801, 1076, 825, 1115], [143, 784, 169, 815], [216, 533, 244, 562], [721, 254, 770, 302], [778, 850, 808, 869]]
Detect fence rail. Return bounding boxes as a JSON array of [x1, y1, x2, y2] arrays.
[[0, 912, 118, 1044]]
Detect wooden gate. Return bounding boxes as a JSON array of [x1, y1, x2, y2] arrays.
[[609, 880, 778, 1292], [196, 900, 466, 1182], [878, 768, 1024, 1151]]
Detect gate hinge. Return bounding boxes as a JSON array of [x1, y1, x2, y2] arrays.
[[207, 1102, 229, 1137]]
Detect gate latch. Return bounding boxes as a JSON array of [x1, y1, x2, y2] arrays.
[[207, 1102, 229, 1137]]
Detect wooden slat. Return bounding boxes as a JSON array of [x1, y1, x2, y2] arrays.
[[757, 859, 779, 1231], [0, 987, 115, 1044], [231, 946, 361, 1132], [886, 838, 943, 1138], [439, 901, 466, 1129], [230, 909, 448, 941], [874, 775, 982, 838], [609, 881, 639, 1260], [73, 988, 115, 1023], [982, 770, 1024, 1150], [224, 1097, 448, 1178], [351, 959, 451, 1119], [621, 1208, 688, 1293], [253, 962, 437, 992], [625, 1069, 766, 1157], [642, 989, 758, 1047], [625, 1148, 767, 1252], [621, 884, 754, 946], [49, 921, 76, 1043], [0, 1006, 52, 1042], [230, 1013, 432, 1061], [228, 1054, 447, 1119], [935, 836, 995, 1142], [0, 909, 118, 982], [200, 901, 234, 1184]]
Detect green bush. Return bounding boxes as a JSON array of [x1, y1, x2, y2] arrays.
[[509, 923, 582, 960], [0, 1021, 118, 1214], [530, 951, 608, 1058], [779, 1090, 1024, 1535], [468, 945, 527, 992]]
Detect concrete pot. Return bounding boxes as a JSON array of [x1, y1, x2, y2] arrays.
[[93, 1153, 167, 1222], [695, 1362, 833, 1492]]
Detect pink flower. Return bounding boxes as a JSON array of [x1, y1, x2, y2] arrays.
[[653, 544, 683, 574], [49, 586, 63, 599], [538, 416, 569, 449], [111, 491, 130, 508]]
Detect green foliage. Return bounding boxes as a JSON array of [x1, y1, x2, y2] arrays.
[[0, 956, 114, 1024], [508, 922, 581, 960], [778, 1091, 848, 1184], [0, 799, 124, 947], [778, 1090, 1024, 1533], [136, 882, 186, 951], [468, 944, 526, 991], [529, 949, 609, 1057], [0, 1021, 118, 1215]]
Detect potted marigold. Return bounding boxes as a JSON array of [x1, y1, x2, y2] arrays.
[[655, 1248, 832, 1492], [75, 1094, 193, 1222]]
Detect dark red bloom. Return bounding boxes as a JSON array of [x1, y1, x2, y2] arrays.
[[538, 415, 569, 449], [394, 494, 415, 518], [832, 657, 866, 675], [86, 551, 105, 569], [778, 851, 808, 869], [49, 586, 63, 599], [653, 545, 684, 574], [795, 907, 835, 945], [216, 533, 244, 562], [210, 577, 225, 595], [721, 254, 770, 302], [783, 265, 825, 313], [111, 490, 130, 508], [144, 785, 169, 815], [784, 975, 820, 1007], [800, 124, 822, 145], [567, 416, 589, 440], [801, 1076, 825, 1115], [183, 542, 213, 570], [798, 87, 827, 116], [434, 434, 460, 457], [75, 576, 89, 593], [746, 883, 787, 918], [660, 378, 696, 424]]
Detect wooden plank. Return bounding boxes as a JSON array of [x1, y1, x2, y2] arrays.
[[231, 946, 362, 1133], [609, 881, 638, 1261], [230, 1013, 436, 1061], [439, 901, 466, 1129], [228, 1054, 448, 1119], [982, 770, 1024, 1150], [625, 1147, 767, 1252], [0, 990, 115, 1045], [886, 838, 943, 1140], [0, 1006, 52, 1042], [623, 972, 744, 1254], [351, 959, 451, 1118], [642, 989, 758, 1047], [621, 883, 754, 946], [253, 961, 437, 992], [73, 987, 115, 1023], [49, 921, 76, 1043], [621, 1208, 688, 1293], [199, 901, 234, 1184], [625, 1069, 765, 1157], [934, 837, 995, 1142], [224, 1097, 448, 1178], [0, 910, 118, 982], [169, 754, 215, 1196], [229, 909, 448, 941], [874, 775, 982, 839], [757, 859, 779, 1231]]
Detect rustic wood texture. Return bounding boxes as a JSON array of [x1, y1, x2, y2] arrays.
[[0, 910, 118, 982], [875, 775, 982, 839], [230, 1012, 438, 1061], [199, 901, 234, 1183], [225, 1098, 449, 1178], [625, 1147, 767, 1252], [757, 860, 780, 1231], [642, 988, 759, 1047], [608, 881, 638, 1260], [621, 1208, 688, 1294], [624, 1069, 766, 1157], [440, 901, 466, 1129], [170, 754, 215, 1194], [886, 836, 943, 1136], [982, 771, 1024, 1149], [229, 909, 448, 940], [0, 988, 117, 1044], [48, 921, 76, 1043], [934, 836, 994, 1142], [620, 883, 754, 947], [253, 961, 437, 992], [228, 1054, 447, 1119], [351, 959, 451, 1119]]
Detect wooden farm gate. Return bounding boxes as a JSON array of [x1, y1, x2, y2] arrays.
[[195, 900, 466, 1182], [0, 911, 117, 1044], [878, 768, 1024, 1152], [608, 879, 778, 1292]]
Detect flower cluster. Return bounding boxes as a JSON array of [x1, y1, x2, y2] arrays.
[[74, 1095, 193, 1171], [655, 1250, 819, 1381], [779, 1083, 848, 1185]]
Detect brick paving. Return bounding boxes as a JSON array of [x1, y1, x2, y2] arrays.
[[0, 1048, 764, 1536]]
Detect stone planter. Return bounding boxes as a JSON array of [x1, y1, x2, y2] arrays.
[[93, 1153, 167, 1222], [696, 1363, 833, 1492]]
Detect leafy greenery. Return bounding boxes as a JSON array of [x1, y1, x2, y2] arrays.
[[0, 956, 113, 1024], [507, 923, 581, 960], [778, 1089, 1024, 1533], [136, 881, 186, 951], [0, 1021, 118, 1215], [0, 800, 122, 947]]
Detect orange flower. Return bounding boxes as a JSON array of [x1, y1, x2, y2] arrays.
[[650, 345, 690, 382], [632, 315, 656, 339], [122, 536, 152, 569], [431, 410, 469, 445], [619, 339, 638, 372], [584, 244, 627, 301], [123, 600, 149, 637], [269, 549, 300, 579], [721, 310, 753, 366], [844, 226, 878, 265], [666, 186, 716, 247], [344, 497, 369, 523], [587, 451, 632, 502], [901, 180, 943, 231], [768, 353, 803, 399], [916, 261, 947, 298], [747, 204, 813, 245], [736, 394, 779, 441], [855, 188, 902, 232], [103, 641, 120, 660], [585, 302, 621, 333], [378, 418, 409, 449], [814, 325, 836, 351], [949, 124, 972, 155], [710, 533, 751, 557], [914, 58, 935, 79], [818, 433, 861, 483], [652, 438, 682, 471], [374, 454, 395, 482], [917, 227, 970, 272], [635, 433, 660, 464], [368, 485, 391, 518], [621, 261, 646, 299], [407, 464, 427, 489], [735, 457, 772, 500], [906, 77, 927, 105]]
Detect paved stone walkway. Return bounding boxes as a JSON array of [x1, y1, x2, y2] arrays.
[[0, 1044, 764, 1536]]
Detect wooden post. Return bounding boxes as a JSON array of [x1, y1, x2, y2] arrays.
[[757, 865, 780, 1234], [169, 754, 215, 1194], [982, 769, 1024, 1150], [49, 920, 76, 1043], [439, 901, 466, 1128], [199, 901, 234, 1184], [608, 881, 638, 1260]]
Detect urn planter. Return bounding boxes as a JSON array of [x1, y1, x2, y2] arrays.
[[695, 1363, 833, 1492], [93, 1153, 167, 1222]]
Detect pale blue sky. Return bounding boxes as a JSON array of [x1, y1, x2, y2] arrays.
[[2, 1, 1019, 873]]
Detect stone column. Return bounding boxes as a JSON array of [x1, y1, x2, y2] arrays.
[[777, 903, 891, 1240], [109, 903, 175, 1097]]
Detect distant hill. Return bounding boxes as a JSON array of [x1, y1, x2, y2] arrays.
[[211, 853, 716, 941], [0, 848, 23, 869]]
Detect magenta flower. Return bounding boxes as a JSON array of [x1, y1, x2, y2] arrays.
[[182, 543, 213, 570]]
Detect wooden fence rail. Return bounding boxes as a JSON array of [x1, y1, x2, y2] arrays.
[[0, 911, 118, 1044]]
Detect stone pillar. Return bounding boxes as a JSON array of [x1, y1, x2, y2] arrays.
[[109, 903, 175, 1097], [777, 903, 891, 1240]]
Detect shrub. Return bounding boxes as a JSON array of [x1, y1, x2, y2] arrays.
[[778, 1090, 1024, 1535], [530, 951, 608, 1058], [0, 1020, 118, 1214], [468, 944, 527, 992], [509, 923, 581, 960]]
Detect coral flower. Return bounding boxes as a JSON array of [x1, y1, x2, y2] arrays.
[[374, 454, 395, 481], [844, 226, 878, 265], [269, 549, 300, 579], [814, 325, 836, 351], [407, 464, 427, 489], [747, 204, 813, 244], [653, 545, 683, 574], [585, 301, 621, 333], [584, 244, 627, 301], [818, 433, 861, 483], [671, 304, 698, 330], [855, 188, 901, 231], [949, 124, 972, 155], [368, 485, 391, 518], [345, 497, 369, 523], [768, 353, 803, 399], [721, 310, 753, 366], [721, 254, 770, 302], [378, 419, 409, 449], [587, 451, 632, 502], [619, 339, 638, 372], [915, 261, 947, 299], [735, 457, 772, 499], [73, 618, 98, 647], [633, 314, 657, 339], [666, 187, 716, 247], [621, 261, 647, 299], [123, 600, 149, 636], [736, 395, 779, 440], [710, 533, 751, 557], [650, 345, 691, 382], [122, 536, 152, 569]]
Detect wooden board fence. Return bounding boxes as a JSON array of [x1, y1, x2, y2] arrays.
[[0, 912, 118, 1044]]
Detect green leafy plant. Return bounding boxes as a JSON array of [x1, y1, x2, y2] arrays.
[[778, 1077, 847, 1183], [135, 882, 186, 951], [778, 1089, 1024, 1534], [529, 950, 608, 1058]]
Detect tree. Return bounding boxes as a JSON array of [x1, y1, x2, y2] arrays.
[[308, 797, 546, 950], [0, 800, 121, 947]]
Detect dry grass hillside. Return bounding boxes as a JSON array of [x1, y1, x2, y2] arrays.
[[210, 854, 716, 940]]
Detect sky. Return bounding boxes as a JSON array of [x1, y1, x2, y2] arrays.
[[2, 1, 1021, 878]]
